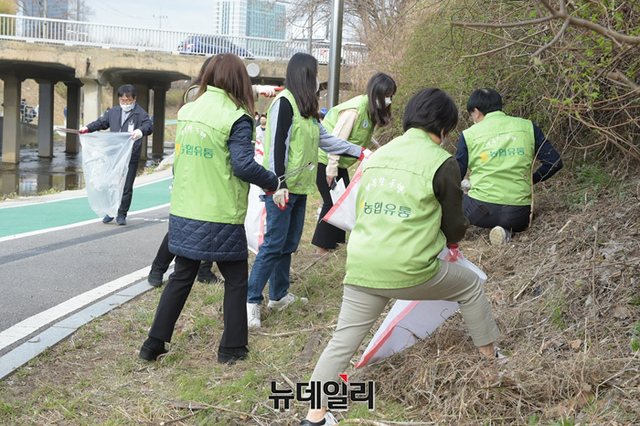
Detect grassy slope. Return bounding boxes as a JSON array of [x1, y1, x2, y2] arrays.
[[0, 159, 638, 425]]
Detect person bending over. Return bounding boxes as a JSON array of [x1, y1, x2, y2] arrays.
[[455, 88, 562, 245]]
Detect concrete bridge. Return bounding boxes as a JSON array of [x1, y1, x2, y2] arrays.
[[0, 14, 362, 164]]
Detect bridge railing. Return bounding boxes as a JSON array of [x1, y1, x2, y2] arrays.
[[0, 14, 367, 65]]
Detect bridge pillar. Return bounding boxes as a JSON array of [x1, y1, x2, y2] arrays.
[[152, 85, 168, 155], [133, 84, 150, 161], [1, 76, 22, 164], [65, 82, 81, 153], [1, 173, 19, 195], [37, 81, 55, 158], [81, 79, 102, 125]]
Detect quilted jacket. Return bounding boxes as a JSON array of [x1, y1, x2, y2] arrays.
[[167, 115, 278, 262], [168, 215, 249, 262]]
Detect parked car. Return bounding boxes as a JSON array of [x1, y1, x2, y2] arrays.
[[178, 35, 254, 59], [312, 41, 369, 66]]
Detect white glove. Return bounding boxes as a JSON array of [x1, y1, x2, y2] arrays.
[[273, 188, 289, 210], [79, 126, 89, 134], [255, 85, 277, 97], [132, 129, 143, 140]]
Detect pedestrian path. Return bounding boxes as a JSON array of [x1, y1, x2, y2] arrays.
[[0, 174, 172, 239]]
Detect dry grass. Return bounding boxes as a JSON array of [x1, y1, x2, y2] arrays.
[[0, 160, 639, 425]]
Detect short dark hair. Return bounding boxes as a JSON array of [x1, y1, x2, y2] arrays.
[[367, 72, 396, 127], [284, 53, 319, 119], [117, 84, 137, 98], [402, 88, 458, 137], [466, 88, 502, 115]]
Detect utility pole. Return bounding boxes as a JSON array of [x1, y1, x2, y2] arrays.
[[153, 15, 168, 29], [307, 6, 313, 54], [327, 0, 344, 109]]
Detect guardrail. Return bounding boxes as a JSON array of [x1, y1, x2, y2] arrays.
[[0, 14, 367, 65]]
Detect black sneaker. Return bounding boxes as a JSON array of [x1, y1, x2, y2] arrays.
[[217, 346, 249, 365], [139, 337, 168, 361], [148, 270, 164, 287], [116, 216, 126, 225], [102, 215, 114, 223]]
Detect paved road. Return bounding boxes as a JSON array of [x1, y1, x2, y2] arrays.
[[0, 170, 173, 362]]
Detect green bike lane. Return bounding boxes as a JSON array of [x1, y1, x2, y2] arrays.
[[0, 172, 173, 239]]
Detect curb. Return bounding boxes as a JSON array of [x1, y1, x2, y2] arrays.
[[0, 269, 173, 381]]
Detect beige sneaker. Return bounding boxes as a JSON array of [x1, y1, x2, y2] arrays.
[[247, 303, 261, 328], [489, 226, 511, 246], [267, 292, 308, 311]]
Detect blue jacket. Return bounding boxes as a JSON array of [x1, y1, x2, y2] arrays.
[[86, 103, 153, 163]]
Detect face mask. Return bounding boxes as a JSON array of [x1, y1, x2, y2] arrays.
[[376, 97, 392, 108], [121, 103, 135, 112], [260, 118, 267, 125], [316, 78, 320, 93]]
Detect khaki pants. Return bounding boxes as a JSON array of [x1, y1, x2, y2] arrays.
[[310, 260, 500, 405]]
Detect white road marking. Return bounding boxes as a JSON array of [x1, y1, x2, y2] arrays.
[[0, 203, 170, 244], [0, 266, 151, 352]]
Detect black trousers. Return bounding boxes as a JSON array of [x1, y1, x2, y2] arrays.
[[118, 161, 138, 218], [151, 232, 214, 276], [463, 194, 531, 233], [148, 255, 248, 349], [311, 162, 351, 250]]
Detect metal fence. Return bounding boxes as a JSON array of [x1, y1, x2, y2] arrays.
[[0, 14, 367, 65]]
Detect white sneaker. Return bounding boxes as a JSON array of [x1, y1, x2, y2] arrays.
[[247, 303, 261, 328], [267, 292, 308, 311], [490, 226, 511, 246], [300, 411, 338, 426]]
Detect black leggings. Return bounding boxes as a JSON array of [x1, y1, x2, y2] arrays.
[[463, 195, 531, 233], [311, 162, 351, 250]]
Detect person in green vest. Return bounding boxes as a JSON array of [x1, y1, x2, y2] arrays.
[[138, 53, 280, 365], [246, 53, 368, 329], [301, 88, 501, 426], [147, 58, 278, 288], [456, 88, 563, 245], [311, 72, 397, 258]]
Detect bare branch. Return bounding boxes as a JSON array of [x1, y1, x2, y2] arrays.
[[460, 40, 521, 59], [533, 18, 570, 57], [450, 15, 554, 29]]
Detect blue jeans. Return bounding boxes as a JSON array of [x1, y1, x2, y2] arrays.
[[247, 193, 307, 304]]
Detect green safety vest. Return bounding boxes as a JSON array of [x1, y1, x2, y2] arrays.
[[170, 86, 251, 224], [344, 128, 450, 289], [463, 111, 536, 206], [318, 95, 374, 169], [263, 89, 320, 195]]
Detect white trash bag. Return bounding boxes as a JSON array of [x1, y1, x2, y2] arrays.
[[245, 184, 267, 254], [79, 132, 134, 218], [322, 162, 364, 232], [355, 245, 487, 368]]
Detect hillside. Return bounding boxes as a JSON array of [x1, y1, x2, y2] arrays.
[[0, 158, 638, 425]]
